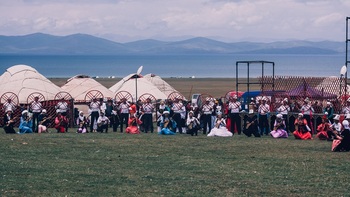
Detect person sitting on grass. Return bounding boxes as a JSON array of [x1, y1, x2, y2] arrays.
[[97, 111, 110, 133], [125, 112, 142, 134], [38, 109, 50, 133], [207, 113, 233, 137], [186, 111, 200, 136], [316, 115, 332, 140], [54, 110, 68, 133], [77, 111, 89, 133], [3, 109, 16, 134], [293, 113, 312, 140], [243, 110, 260, 137], [332, 120, 350, 152], [19, 110, 33, 134], [159, 111, 176, 135], [270, 114, 288, 138]]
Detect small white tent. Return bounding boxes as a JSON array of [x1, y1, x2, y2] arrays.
[[109, 73, 167, 100], [143, 73, 181, 97], [315, 76, 350, 96], [61, 75, 114, 101], [0, 64, 63, 103]]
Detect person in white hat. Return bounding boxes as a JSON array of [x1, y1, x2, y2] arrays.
[[332, 120, 350, 152], [158, 111, 176, 135], [330, 115, 342, 136], [54, 111, 68, 133], [277, 98, 290, 132], [77, 111, 88, 133], [207, 112, 233, 137], [342, 97, 350, 115], [186, 111, 200, 136], [19, 110, 33, 134], [142, 98, 155, 133], [300, 97, 314, 134], [3, 109, 16, 134], [228, 95, 241, 135], [323, 101, 334, 123], [258, 96, 270, 135], [38, 109, 49, 133], [243, 109, 260, 137], [171, 96, 184, 134], [30, 96, 43, 133], [270, 114, 288, 138], [200, 97, 213, 134], [2, 98, 16, 113], [293, 113, 312, 140]]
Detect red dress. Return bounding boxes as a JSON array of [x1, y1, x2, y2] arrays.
[[293, 119, 312, 140], [316, 122, 331, 140], [125, 117, 142, 134], [55, 115, 68, 133]]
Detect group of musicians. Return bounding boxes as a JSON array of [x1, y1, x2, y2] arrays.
[[1, 95, 350, 151]]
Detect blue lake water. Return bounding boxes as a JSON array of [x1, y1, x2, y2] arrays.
[[0, 54, 345, 78]]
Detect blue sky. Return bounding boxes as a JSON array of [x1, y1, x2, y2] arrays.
[[0, 0, 349, 42]]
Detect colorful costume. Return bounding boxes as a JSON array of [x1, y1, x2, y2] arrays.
[[293, 117, 312, 140], [208, 118, 233, 137], [125, 116, 142, 134]]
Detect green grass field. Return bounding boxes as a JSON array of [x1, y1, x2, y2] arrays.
[[1, 130, 349, 197]]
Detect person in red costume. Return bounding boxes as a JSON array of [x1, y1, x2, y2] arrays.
[[293, 113, 312, 140]]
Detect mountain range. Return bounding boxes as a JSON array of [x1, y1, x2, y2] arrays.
[[0, 33, 344, 55]]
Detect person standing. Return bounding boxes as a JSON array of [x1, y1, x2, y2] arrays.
[[228, 95, 241, 135], [171, 97, 183, 134], [277, 98, 290, 132], [201, 98, 213, 134], [89, 97, 100, 132], [258, 97, 270, 135], [142, 98, 154, 133], [3, 98, 16, 113], [30, 96, 42, 133], [300, 98, 314, 134], [118, 98, 130, 133]]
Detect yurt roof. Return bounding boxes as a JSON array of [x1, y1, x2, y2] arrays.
[[0, 64, 63, 103], [143, 73, 180, 97], [315, 76, 350, 96], [61, 74, 114, 101], [109, 74, 167, 100]]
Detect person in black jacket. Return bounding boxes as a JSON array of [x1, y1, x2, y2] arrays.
[[3, 109, 16, 134]]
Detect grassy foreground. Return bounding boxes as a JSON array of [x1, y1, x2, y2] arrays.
[[0, 131, 349, 197]]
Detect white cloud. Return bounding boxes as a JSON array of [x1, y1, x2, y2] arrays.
[[0, 0, 348, 42]]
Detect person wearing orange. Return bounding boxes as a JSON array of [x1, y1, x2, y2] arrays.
[[316, 115, 332, 140], [293, 113, 312, 140], [54, 111, 68, 133], [125, 113, 142, 134]]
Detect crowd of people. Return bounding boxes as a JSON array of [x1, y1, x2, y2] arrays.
[[2, 95, 350, 152]]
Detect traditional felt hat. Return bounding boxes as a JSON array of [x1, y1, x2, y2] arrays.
[[298, 113, 303, 117], [334, 115, 340, 120], [22, 110, 28, 115], [276, 114, 283, 119], [342, 120, 349, 127], [163, 111, 170, 114], [42, 109, 47, 113]]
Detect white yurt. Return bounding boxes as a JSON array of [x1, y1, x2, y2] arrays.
[[0, 64, 63, 103], [61, 75, 114, 101], [315, 76, 350, 96], [109, 73, 167, 100], [143, 73, 182, 97]]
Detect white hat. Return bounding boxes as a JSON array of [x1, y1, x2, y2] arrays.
[[22, 110, 28, 115], [334, 115, 340, 120], [304, 97, 310, 103], [56, 109, 61, 113], [283, 98, 288, 102], [347, 97, 350, 102], [163, 111, 170, 114], [276, 114, 283, 119], [324, 112, 328, 115], [249, 109, 254, 114], [232, 95, 238, 99], [342, 120, 349, 127], [6, 109, 13, 113], [298, 113, 303, 117], [206, 97, 210, 101], [42, 109, 47, 113], [262, 97, 268, 101], [189, 111, 194, 114], [327, 102, 331, 105]]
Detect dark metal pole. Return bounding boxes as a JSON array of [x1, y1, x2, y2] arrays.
[[236, 62, 238, 95]]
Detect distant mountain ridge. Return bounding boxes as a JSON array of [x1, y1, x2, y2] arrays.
[[0, 33, 344, 55]]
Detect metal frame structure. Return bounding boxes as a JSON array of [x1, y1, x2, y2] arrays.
[[346, 17, 350, 95], [235, 60, 275, 99]]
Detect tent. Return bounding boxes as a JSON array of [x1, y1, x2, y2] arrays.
[[0, 64, 63, 103], [315, 76, 350, 97], [61, 75, 114, 101], [286, 81, 337, 99], [109, 73, 167, 100], [143, 73, 182, 97]]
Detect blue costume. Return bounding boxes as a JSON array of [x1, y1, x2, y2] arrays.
[[159, 116, 177, 135], [19, 116, 33, 134]]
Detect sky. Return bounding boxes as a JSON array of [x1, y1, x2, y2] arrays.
[[0, 0, 349, 43]]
